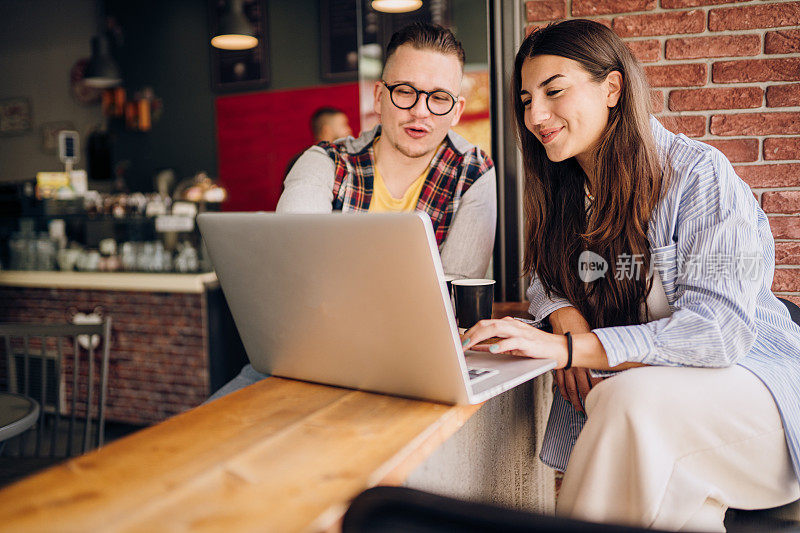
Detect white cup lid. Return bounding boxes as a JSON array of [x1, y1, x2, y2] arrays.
[[451, 278, 496, 286]]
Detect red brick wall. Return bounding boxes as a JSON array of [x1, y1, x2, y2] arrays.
[[525, 0, 800, 305], [0, 287, 209, 425]]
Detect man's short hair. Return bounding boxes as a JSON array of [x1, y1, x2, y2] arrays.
[[384, 22, 465, 73], [310, 107, 346, 140]]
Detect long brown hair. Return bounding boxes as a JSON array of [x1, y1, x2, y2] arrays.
[[512, 20, 664, 328]]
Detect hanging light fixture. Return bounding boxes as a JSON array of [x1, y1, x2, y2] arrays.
[[371, 0, 423, 13], [211, 0, 258, 50], [84, 0, 121, 88], [84, 35, 121, 88]]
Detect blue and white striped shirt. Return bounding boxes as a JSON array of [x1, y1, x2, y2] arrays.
[[529, 117, 800, 482]]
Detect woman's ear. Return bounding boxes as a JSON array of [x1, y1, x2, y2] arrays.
[[605, 71, 623, 108]]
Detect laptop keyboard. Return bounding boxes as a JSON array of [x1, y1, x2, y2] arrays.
[[468, 367, 499, 384]]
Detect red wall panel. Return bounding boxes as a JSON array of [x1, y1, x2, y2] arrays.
[[215, 82, 361, 212]]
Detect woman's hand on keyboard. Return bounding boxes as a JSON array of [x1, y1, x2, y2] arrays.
[[461, 317, 569, 368]]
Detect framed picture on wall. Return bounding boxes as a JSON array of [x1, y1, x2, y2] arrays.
[[0, 97, 32, 135], [320, 0, 381, 82], [320, 0, 451, 82], [320, 0, 359, 82], [208, 0, 270, 93], [41, 121, 76, 153]]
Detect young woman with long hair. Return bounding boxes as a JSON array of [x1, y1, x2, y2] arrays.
[[462, 19, 800, 530]]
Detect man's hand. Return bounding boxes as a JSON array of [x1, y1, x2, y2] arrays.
[[554, 367, 604, 414], [548, 307, 604, 413]]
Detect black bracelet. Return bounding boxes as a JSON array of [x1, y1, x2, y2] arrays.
[[564, 331, 573, 370]]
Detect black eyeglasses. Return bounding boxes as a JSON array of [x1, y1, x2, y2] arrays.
[[381, 81, 458, 116]]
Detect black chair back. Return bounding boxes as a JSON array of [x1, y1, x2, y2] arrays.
[[0, 318, 111, 458], [343, 486, 660, 533], [777, 297, 800, 327]]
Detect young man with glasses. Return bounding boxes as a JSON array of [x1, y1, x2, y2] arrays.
[[207, 23, 496, 402], [277, 22, 496, 280]]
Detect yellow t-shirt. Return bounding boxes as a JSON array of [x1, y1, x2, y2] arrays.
[[368, 166, 428, 212]]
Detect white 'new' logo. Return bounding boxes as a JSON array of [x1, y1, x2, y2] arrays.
[[578, 250, 608, 283]]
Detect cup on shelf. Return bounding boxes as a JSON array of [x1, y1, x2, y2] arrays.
[[57, 248, 81, 271]]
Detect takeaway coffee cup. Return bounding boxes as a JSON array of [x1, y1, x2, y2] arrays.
[[452, 278, 495, 330]]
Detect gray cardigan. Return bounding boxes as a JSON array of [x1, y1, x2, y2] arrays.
[[277, 127, 497, 279]]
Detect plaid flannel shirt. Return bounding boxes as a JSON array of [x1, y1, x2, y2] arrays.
[[319, 126, 494, 247]]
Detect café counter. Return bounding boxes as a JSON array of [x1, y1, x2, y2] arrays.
[[0, 270, 246, 426], [0, 270, 219, 293]]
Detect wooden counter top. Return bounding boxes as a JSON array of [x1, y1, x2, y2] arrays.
[[0, 302, 540, 532], [0, 270, 219, 293], [0, 377, 480, 532]]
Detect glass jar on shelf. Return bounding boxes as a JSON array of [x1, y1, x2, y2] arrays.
[[35, 232, 57, 271]]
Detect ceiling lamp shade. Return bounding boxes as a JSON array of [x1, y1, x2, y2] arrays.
[[211, 0, 258, 50], [371, 0, 423, 13], [84, 35, 121, 88]]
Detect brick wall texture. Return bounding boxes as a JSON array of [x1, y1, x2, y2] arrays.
[[0, 287, 209, 425], [525, 0, 800, 306]]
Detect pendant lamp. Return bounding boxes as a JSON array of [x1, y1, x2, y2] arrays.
[[211, 0, 258, 50], [84, 0, 121, 88], [84, 35, 121, 88], [371, 0, 423, 13]]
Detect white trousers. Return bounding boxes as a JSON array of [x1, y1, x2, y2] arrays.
[[555, 365, 800, 531]]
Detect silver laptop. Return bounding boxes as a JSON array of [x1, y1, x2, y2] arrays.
[[197, 212, 555, 404]]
